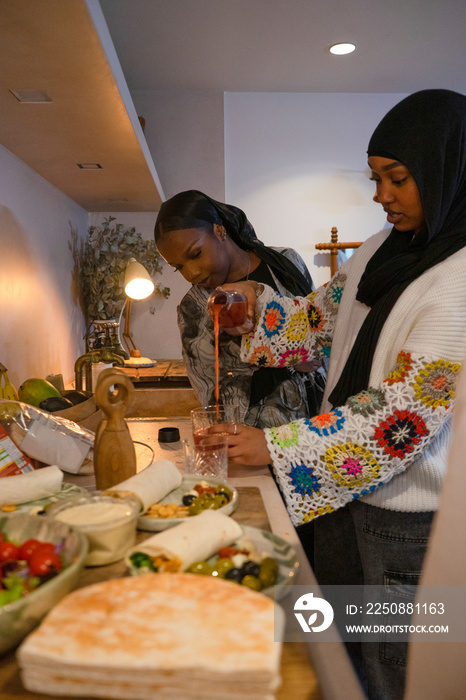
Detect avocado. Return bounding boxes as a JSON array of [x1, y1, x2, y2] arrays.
[[61, 389, 89, 406], [39, 396, 74, 412]]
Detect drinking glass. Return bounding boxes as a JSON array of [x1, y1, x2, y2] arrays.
[[191, 404, 240, 445], [183, 435, 229, 481]]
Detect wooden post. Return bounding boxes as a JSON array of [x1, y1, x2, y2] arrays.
[[315, 227, 363, 278]]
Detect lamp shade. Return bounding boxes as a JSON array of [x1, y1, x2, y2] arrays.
[[124, 259, 154, 300]]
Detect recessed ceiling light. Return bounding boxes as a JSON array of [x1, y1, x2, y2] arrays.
[[10, 89, 52, 103], [329, 43, 356, 55], [77, 163, 102, 169]]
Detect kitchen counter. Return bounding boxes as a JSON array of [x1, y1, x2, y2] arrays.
[[0, 417, 365, 700]]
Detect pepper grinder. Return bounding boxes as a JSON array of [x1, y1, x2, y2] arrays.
[[93, 367, 136, 490]]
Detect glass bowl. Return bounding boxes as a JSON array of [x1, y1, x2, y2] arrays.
[[46, 491, 141, 566], [0, 511, 88, 656]]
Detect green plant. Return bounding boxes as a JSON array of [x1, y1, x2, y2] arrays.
[[81, 217, 170, 325]]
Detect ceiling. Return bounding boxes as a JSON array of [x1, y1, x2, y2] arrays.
[[99, 0, 466, 94], [1, 0, 465, 213]]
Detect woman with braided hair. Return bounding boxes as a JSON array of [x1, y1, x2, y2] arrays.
[[154, 190, 325, 428]]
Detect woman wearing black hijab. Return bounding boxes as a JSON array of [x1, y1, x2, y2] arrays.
[[154, 190, 326, 427], [216, 90, 466, 699]]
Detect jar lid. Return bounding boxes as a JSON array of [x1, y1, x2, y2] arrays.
[[158, 426, 180, 443]]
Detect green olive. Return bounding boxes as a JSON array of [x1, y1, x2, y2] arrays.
[[259, 557, 279, 587], [186, 561, 214, 575], [216, 485, 232, 499], [211, 557, 235, 578], [188, 500, 205, 516], [212, 494, 227, 510], [199, 491, 214, 500], [241, 575, 262, 591]]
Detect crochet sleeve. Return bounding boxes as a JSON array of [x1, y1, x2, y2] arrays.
[[241, 269, 347, 366], [264, 351, 460, 525]]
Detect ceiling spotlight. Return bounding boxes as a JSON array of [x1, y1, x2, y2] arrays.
[[329, 43, 356, 55]]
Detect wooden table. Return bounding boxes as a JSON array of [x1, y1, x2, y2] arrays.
[[0, 417, 365, 700]]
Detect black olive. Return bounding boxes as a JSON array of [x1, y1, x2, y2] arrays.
[[241, 560, 261, 578], [224, 567, 243, 583], [182, 494, 196, 506]]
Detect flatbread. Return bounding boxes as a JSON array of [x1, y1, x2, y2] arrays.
[[126, 509, 243, 571], [18, 573, 285, 700]]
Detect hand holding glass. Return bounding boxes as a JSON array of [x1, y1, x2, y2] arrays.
[[191, 404, 240, 444]]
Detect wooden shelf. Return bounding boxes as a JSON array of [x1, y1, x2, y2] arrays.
[[121, 360, 191, 388]]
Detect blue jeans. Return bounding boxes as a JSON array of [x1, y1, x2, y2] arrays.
[[313, 500, 434, 700]]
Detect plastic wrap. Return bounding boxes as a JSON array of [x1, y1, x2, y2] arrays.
[[0, 400, 94, 474]]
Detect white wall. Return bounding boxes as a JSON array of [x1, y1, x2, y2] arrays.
[[224, 92, 407, 287], [132, 89, 225, 201], [88, 212, 190, 360], [0, 145, 88, 389]]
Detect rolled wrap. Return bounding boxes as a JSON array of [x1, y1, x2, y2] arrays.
[[109, 459, 182, 512], [126, 509, 243, 572], [0, 465, 63, 506]]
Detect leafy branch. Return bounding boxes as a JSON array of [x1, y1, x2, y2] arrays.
[[81, 217, 170, 324]]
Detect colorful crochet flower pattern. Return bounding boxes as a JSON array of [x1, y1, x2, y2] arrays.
[[413, 359, 459, 409], [324, 441, 381, 488], [289, 463, 322, 497], [261, 300, 286, 338], [385, 351, 413, 384], [374, 410, 428, 459], [348, 388, 387, 417], [305, 408, 345, 436]]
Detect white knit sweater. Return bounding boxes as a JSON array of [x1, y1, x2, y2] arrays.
[[241, 230, 466, 526]]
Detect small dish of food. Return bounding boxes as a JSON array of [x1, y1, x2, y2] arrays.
[[136, 475, 238, 532], [127, 512, 298, 601]]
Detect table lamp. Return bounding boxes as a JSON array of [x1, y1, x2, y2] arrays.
[[122, 258, 157, 368]]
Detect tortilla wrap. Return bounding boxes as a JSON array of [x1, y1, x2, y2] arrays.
[[0, 465, 63, 506], [108, 458, 182, 511], [126, 509, 243, 571]]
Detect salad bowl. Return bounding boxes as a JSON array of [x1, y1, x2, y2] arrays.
[[0, 511, 88, 655]]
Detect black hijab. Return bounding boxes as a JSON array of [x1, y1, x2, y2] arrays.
[[329, 89, 466, 408], [154, 190, 313, 296]]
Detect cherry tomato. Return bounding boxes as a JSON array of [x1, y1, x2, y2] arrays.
[[0, 540, 20, 563], [217, 546, 238, 559], [37, 542, 56, 555], [29, 549, 63, 577], [18, 538, 43, 563]]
